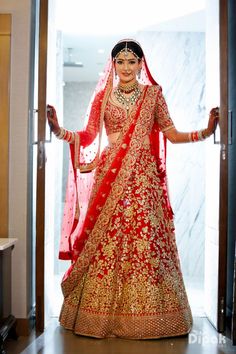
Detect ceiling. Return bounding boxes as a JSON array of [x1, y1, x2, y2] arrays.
[[62, 34, 124, 82], [62, 10, 205, 82]]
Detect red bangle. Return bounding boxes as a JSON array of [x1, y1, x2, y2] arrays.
[[66, 131, 72, 142], [64, 130, 74, 143], [64, 130, 68, 141], [191, 131, 199, 142]]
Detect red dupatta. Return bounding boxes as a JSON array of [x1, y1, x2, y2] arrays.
[[59, 41, 167, 266]]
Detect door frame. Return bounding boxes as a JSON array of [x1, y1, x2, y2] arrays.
[[0, 14, 11, 238], [218, 0, 228, 333], [34, 0, 229, 333], [35, 0, 48, 332]]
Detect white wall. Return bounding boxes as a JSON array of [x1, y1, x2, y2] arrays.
[[0, 0, 31, 318]]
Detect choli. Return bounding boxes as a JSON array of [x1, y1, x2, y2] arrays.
[[78, 85, 174, 147], [104, 86, 174, 136], [104, 98, 128, 135]]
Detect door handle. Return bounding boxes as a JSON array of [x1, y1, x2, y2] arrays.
[[45, 128, 52, 143], [32, 107, 52, 145], [214, 129, 220, 144], [214, 114, 220, 144], [214, 109, 232, 146]]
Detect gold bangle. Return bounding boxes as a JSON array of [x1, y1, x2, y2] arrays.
[[55, 128, 61, 137], [55, 128, 75, 143], [198, 130, 205, 141], [56, 127, 65, 139]]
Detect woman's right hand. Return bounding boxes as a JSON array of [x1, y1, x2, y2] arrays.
[[47, 104, 60, 135]]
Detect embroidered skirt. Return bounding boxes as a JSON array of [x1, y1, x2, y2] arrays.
[[59, 143, 193, 339]]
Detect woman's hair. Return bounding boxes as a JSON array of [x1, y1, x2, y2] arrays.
[[111, 40, 144, 60]]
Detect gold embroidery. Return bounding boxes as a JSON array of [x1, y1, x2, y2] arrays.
[[60, 86, 192, 339]]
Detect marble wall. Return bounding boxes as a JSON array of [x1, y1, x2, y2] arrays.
[[137, 31, 206, 280], [63, 31, 206, 280]]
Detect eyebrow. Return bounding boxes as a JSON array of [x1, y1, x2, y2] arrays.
[[115, 58, 137, 62]]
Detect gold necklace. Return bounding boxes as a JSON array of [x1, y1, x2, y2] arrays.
[[114, 85, 141, 111], [118, 81, 139, 94]]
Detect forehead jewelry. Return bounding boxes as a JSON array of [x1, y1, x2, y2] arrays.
[[124, 42, 128, 57], [114, 43, 140, 61]]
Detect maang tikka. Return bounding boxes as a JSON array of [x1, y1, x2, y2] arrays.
[[124, 42, 128, 57], [114, 41, 140, 61]]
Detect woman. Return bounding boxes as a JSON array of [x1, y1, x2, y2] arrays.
[[47, 39, 219, 339]]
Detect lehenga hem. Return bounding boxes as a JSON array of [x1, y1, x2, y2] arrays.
[[59, 302, 193, 340], [60, 324, 192, 340]]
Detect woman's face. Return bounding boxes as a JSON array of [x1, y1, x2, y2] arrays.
[[114, 51, 142, 85]]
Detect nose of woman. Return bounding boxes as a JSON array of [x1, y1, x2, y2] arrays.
[[124, 61, 130, 72]]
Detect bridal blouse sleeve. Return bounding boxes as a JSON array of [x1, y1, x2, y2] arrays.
[[154, 87, 175, 132]]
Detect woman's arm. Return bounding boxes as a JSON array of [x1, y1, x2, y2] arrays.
[[154, 86, 219, 144], [47, 91, 103, 147], [164, 107, 219, 144]]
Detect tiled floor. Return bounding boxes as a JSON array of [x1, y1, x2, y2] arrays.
[[4, 317, 236, 354]]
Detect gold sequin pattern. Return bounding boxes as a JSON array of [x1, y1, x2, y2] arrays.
[[59, 86, 192, 338], [60, 145, 192, 338]]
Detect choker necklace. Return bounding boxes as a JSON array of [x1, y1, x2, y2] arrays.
[[114, 84, 141, 111], [118, 81, 139, 94]]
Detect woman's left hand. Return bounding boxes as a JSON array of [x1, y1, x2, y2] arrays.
[[206, 107, 219, 136]]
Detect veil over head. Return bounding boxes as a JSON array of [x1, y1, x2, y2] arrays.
[[59, 39, 167, 261]]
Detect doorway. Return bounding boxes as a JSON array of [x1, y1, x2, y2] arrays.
[[37, 0, 221, 327]]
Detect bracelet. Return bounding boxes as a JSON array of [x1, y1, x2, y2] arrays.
[[55, 127, 75, 143], [64, 130, 75, 143], [189, 129, 211, 142], [55, 127, 65, 139], [198, 129, 205, 141], [189, 131, 199, 142]]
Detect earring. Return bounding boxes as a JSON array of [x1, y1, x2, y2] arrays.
[[115, 70, 117, 79], [137, 69, 141, 79]]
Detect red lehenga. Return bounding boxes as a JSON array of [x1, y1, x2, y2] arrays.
[[58, 56, 193, 339]]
